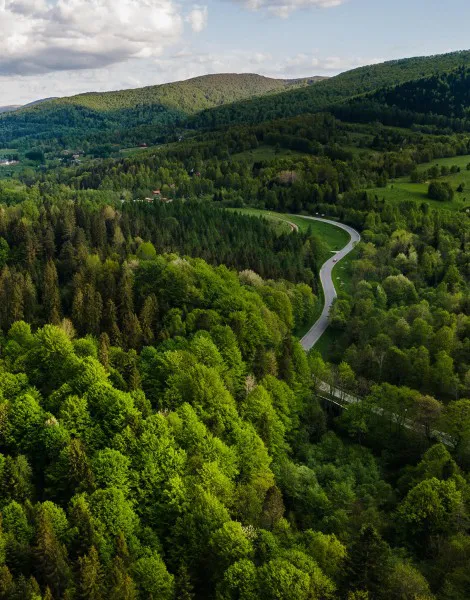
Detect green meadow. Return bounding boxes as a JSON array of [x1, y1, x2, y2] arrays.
[[367, 154, 470, 212]]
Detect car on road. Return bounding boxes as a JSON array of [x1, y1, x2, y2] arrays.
[[333, 258, 338, 263]]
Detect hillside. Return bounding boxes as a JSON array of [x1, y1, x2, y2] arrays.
[[190, 49, 470, 129], [0, 73, 319, 149], [1, 40, 470, 599], [0, 106, 21, 114], [1, 49, 470, 150], [26, 73, 319, 114]]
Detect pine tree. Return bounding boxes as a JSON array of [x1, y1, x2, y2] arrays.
[[124, 313, 142, 350], [72, 288, 84, 332], [65, 439, 94, 496], [0, 565, 14, 599], [98, 333, 110, 371], [69, 498, 95, 560], [174, 564, 195, 600], [345, 525, 391, 599], [77, 546, 104, 600], [118, 268, 134, 325], [82, 284, 103, 336], [139, 294, 159, 345], [108, 556, 137, 600], [34, 509, 71, 599], [9, 273, 24, 325], [127, 350, 141, 390], [43, 260, 61, 324], [43, 586, 54, 600], [104, 299, 122, 347], [0, 266, 12, 330], [1, 456, 33, 504], [23, 272, 37, 323]]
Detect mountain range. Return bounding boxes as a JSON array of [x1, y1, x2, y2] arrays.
[[1, 49, 470, 150]]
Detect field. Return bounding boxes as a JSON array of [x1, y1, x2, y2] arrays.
[[227, 207, 356, 342], [367, 154, 470, 212], [228, 208, 350, 260]]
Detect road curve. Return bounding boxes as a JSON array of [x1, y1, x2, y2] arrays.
[[297, 216, 361, 351]]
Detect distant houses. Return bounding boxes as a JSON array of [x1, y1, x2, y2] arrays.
[[122, 188, 174, 204]]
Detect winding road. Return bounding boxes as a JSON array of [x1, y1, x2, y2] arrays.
[[297, 217, 361, 351], [252, 210, 453, 445], [283, 215, 452, 446]]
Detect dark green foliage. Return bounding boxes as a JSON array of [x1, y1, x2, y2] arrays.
[[0, 50, 469, 600], [428, 180, 454, 201], [0, 74, 314, 149]]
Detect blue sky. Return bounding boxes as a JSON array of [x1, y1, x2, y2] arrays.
[[1, 0, 469, 104]]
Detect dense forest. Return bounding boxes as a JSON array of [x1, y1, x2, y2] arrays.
[[1, 189, 470, 600], [0, 74, 315, 150], [0, 48, 469, 599], [333, 67, 470, 132], [2, 49, 470, 150]]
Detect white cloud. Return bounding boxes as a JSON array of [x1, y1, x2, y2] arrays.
[[275, 53, 383, 75], [232, 0, 346, 18], [0, 0, 206, 76], [0, 46, 384, 105], [186, 5, 208, 33]]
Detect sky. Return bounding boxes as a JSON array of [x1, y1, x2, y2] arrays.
[[1, 0, 469, 105]]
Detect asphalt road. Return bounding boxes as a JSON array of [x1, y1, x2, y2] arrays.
[[297, 216, 361, 351], [263, 212, 453, 445]]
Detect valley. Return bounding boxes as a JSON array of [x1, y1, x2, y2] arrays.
[[0, 46, 469, 600]]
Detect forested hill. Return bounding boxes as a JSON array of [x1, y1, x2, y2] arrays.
[[0, 73, 319, 149], [333, 65, 470, 129], [190, 49, 470, 129], [43, 74, 320, 113], [0, 106, 20, 114], [2, 50, 470, 149]]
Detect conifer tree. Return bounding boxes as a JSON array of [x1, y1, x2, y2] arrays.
[[108, 556, 137, 600], [104, 299, 123, 347], [23, 272, 37, 323], [140, 294, 159, 345], [72, 288, 84, 332], [34, 509, 71, 599], [77, 546, 104, 600], [174, 564, 195, 600], [98, 333, 110, 371], [345, 525, 391, 599], [10, 274, 24, 325], [43, 261, 61, 325]]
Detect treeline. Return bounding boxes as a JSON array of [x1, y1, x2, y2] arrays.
[[0, 314, 453, 600], [0, 104, 185, 151], [189, 50, 470, 131], [0, 196, 321, 342], [3, 50, 470, 152], [44, 116, 470, 216], [321, 193, 470, 400], [369, 66, 470, 120]]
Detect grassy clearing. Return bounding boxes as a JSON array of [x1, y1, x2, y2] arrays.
[[228, 208, 350, 257], [226, 207, 356, 348], [120, 146, 156, 157], [367, 154, 470, 212], [227, 208, 293, 235], [332, 244, 359, 296], [291, 215, 350, 250], [415, 154, 470, 172]]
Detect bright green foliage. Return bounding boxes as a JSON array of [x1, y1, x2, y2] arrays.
[[0, 57, 469, 599], [132, 552, 174, 600], [397, 478, 463, 542]]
